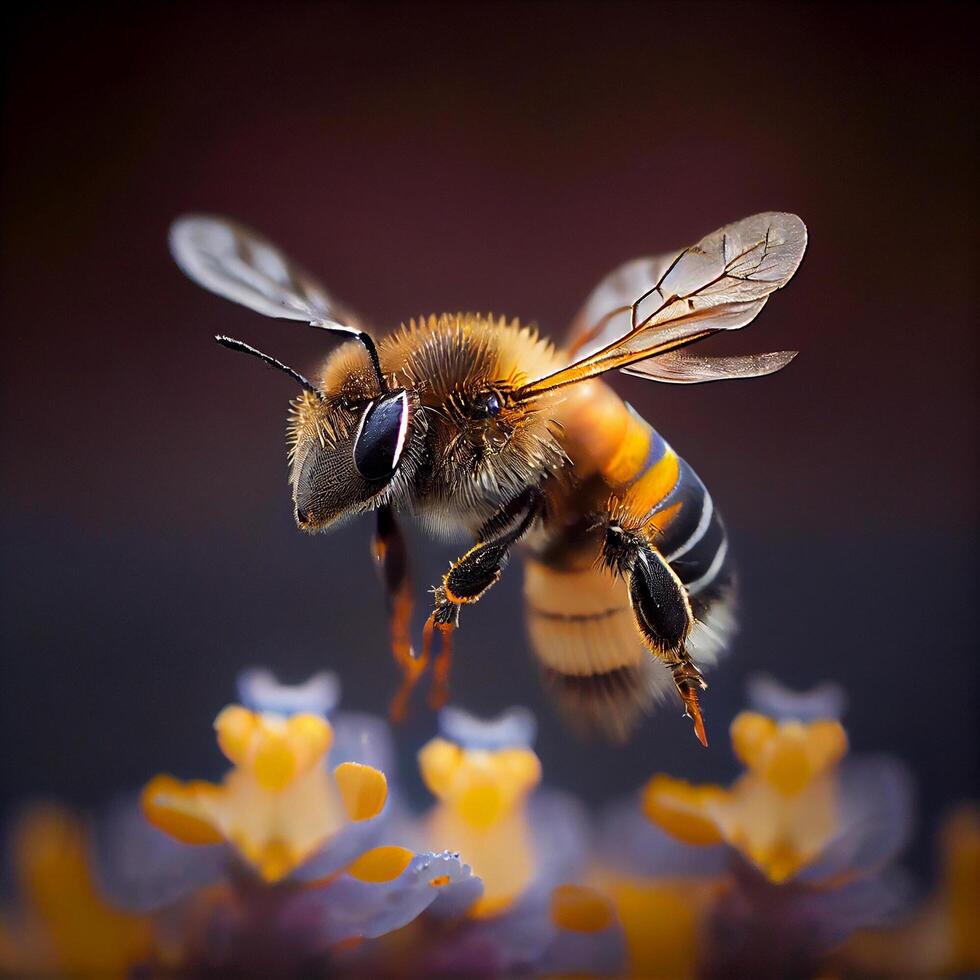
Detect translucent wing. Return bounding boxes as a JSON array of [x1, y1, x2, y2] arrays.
[[169, 214, 364, 331], [622, 349, 797, 384], [521, 212, 806, 398], [565, 253, 680, 361]]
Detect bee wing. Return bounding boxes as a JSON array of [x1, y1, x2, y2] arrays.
[[523, 212, 806, 397], [622, 349, 797, 384], [169, 214, 365, 332]]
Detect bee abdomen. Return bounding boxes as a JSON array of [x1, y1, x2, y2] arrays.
[[609, 407, 732, 607]]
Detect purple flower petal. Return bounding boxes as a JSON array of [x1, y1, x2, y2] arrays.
[[89, 795, 228, 912], [597, 798, 729, 879], [444, 790, 592, 972], [746, 674, 847, 721], [801, 755, 915, 884], [289, 809, 390, 884], [439, 705, 537, 750], [236, 667, 340, 716], [707, 858, 911, 975], [283, 851, 481, 945]]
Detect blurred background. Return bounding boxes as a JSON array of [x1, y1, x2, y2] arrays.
[[2, 2, 975, 877]]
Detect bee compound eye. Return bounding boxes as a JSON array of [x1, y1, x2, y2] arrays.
[[471, 390, 502, 419], [353, 389, 410, 481]]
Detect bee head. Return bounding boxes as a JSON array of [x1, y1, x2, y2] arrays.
[[287, 342, 422, 532]]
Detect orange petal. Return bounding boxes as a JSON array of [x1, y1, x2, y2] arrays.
[[417, 738, 463, 800], [347, 846, 414, 883], [214, 705, 258, 766], [141, 775, 224, 845], [334, 763, 388, 821], [730, 711, 777, 770], [251, 734, 299, 791], [286, 713, 333, 770], [550, 884, 614, 932], [642, 775, 725, 846]]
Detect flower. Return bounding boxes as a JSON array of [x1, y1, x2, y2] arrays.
[[0, 805, 152, 978], [417, 707, 543, 918], [837, 805, 980, 977], [4, 668, 971, 979], [142, 703, 389, 883], [597, 677, 915, 977]]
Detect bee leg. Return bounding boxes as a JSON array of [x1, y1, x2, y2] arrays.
[[606, 527, 709, 746], [425, 490, 542, 709], [372, 506, 423, 723]]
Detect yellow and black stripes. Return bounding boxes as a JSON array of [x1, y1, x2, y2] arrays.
[[523, 553, 674, 741], [606, 406, 732, 610]]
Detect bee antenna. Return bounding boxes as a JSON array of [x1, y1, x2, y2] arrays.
[[307, 321, 387, 393], [215, 335, 321, 398]]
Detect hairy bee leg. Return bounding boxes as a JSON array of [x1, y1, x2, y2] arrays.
[[424, 490, 542, 708], [607, 528, 709, 746], [373, 506, 424, 723]]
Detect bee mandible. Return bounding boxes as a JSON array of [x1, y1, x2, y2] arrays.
[[170, 212, 806, 744]]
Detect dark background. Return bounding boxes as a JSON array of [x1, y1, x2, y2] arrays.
[[2, 2, 976, 876]]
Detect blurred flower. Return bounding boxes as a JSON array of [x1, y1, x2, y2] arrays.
[[406, 706, 621, 975], [3, 669, 972, 979], [142, 703, 389, 883], [0, 805, 152, 978], [837, 805, 980, 977], [644, 678, 911, 887], [94, 671, 483, 973], [417, 706, 543, 917], [599, 678, 914, 978]]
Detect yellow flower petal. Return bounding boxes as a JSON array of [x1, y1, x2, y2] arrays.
[[214, 705, 258, 766], [334, 763, 388, 821], [347, 846, 414, 883], [140, 775, 224, 845], [804, 720, 849, 773], [251, 734, 299, 791], [550, 884, 614, 932], [642, 775, 726, 846], [286, 713, 333, 769], [458, 782, 507, 830], [609, 879, 705, 980], [731, 713, 848, 797], [417, 738, 463, 800], [12, 806, 152, 976], [495, 748, 543, 796], [730, 712, 778, 770]]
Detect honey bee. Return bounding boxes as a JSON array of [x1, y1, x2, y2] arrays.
[[170, 212, 806, 744]]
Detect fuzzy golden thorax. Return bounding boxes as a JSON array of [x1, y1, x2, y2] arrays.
[[381, 313, 568, 534], [287, 314, 568, 535]]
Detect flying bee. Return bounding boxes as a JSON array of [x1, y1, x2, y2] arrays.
[[170, 212, 806, 744]]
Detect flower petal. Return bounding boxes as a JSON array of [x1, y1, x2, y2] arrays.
[[236, 668, 340, 717], [800, 756, 914, 883], [642, 775, 726, 846], [439, 705, 537, 750], [346, 846, 414, 883], [747, 675, 847, 722], [90, 796, 228, 912], [598, 799, 729, 878], [288, 811, 389, 885], [538, 886, 627, 977], [140, 775, 224, 845], [334, 763, 388, 822], [285, 851, 481, 945]]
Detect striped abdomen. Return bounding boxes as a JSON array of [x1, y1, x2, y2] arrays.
[[523, 395, 736, 739], [612, 406, 734, 620]]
